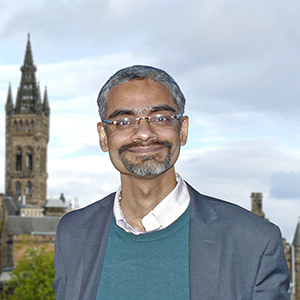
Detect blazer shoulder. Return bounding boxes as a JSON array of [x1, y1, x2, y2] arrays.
[[57, 192, 115, 232], [187, 183, 280, 236]]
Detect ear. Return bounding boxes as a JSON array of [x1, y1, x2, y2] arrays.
[[97, 122, 109, 152], [180, 116, 189, 146]]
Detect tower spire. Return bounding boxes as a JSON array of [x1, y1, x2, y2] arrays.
[[15, 33, 38, 114], [23, 33, 34, 67], [5, 33, 50, 209]]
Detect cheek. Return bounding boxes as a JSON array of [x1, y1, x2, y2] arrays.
[[107, 134, 127, 155], [169, 129, 182, 147]]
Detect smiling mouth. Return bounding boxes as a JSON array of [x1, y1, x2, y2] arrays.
[[119, 140, 172, 156], [127, 145, 165, 154]]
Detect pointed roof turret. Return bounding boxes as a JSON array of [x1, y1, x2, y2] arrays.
[[6, 83, 13, 105], [35, 84, 42, 105], [43, 86, 50, 117], [6, 84, 14, 115], [292, 217, 300, 247]]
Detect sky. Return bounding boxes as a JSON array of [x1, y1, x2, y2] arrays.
[[0, 0, 299, 242]]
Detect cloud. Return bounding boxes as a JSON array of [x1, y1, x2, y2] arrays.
[[38, 53, 142, 99], [176, 139, 300, 240], [47, 155, 120, 207], [177, 138, 299, 201], [270, 172, 300, 199], [48, 136, 300, 213], [0, 0, 300, 242], [2, 0, 300, 120]]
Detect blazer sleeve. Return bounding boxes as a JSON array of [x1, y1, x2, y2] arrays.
[[53, 219, 67, 300], [253, 225, 290, 299]]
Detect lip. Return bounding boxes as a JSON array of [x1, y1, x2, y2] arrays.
[[127, 145, 165, 154]]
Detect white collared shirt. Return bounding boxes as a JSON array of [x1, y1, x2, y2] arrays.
[[113, 173, 190, 235]]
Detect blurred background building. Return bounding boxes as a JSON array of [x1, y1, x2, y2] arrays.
[[251, 192, 300, 299], [0, 35, 72, 290]]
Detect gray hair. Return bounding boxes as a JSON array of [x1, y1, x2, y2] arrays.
[[97, 65, 186, 120]]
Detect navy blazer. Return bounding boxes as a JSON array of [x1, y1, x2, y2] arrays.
[[53, 184, 290, 299]]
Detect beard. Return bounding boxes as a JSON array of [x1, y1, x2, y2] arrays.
[[119, 140, 172, 176]]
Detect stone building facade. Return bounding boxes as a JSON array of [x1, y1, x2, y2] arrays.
[[0, 215, 59, 272], [0, 35, 70, 290], [251, 193, 300, 299], [5, 34, 50, 209]]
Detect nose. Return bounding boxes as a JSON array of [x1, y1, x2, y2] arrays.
[[131, 118, 158, 141]]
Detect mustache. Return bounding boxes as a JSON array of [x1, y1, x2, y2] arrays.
[[119, 140, 172, 155]]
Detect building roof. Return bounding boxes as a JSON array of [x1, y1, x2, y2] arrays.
[[4, 196, 21, 215], [44, 198, 66, 208], [7, 216, 60, 235], [292, 217, 300, 247]]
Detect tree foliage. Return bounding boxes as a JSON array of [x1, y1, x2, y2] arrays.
[[2, 247, 55, 300]]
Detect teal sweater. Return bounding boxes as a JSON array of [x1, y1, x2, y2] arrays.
[[96, 206, 190, 300]]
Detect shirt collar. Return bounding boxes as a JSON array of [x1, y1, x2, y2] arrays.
[[113, 173, 190, 235]]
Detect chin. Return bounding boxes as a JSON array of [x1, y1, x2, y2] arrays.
[[123, 157, 171, 177]]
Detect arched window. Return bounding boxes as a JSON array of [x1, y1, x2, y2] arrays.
[[14, 120, 18, 132], [25, 120, 30, 132], [16, 182, 21, 195], [26, 149, 33, 171], [16, 148, 22, 171], [19, 120, 23, 132], [26, 181, 32, 196]]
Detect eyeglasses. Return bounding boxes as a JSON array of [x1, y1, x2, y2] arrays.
[[102, 113, 183, 131]]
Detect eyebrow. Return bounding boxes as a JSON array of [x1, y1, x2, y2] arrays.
[[108, 109, 135, 119], [107, 104, 178, 119], [149, 105, 177, 113]]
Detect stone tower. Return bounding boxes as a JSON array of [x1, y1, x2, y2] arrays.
[[251, 192, 266, 219], [5, 34, 50, 208]]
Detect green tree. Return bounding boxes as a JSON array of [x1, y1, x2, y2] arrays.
[[2, 247, 55, 300]]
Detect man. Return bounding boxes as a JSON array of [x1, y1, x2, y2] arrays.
[[53, 65, 290, 299]]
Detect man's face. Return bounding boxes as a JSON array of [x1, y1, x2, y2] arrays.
[[97, 79, 189, 178]]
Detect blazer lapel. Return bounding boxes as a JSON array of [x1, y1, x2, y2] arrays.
[[187, 184, 221, 299], [79, 194, 115, 300]]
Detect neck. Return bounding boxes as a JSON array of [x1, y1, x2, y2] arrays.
[[119, 168, 177, 231]]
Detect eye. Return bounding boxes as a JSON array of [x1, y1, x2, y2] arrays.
[[152, 114, 172, 124], [116, 117, 134, 127]]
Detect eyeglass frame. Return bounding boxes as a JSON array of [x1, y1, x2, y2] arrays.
[[102, 113, 183, 131]]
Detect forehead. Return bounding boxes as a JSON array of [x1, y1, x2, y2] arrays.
[[106, 79, 177, 114]]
